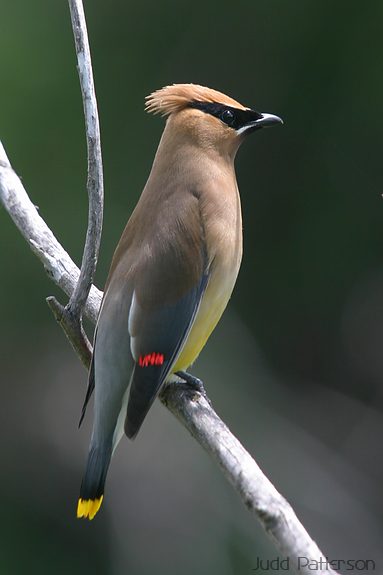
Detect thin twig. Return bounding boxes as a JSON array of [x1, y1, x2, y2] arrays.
[[66, 0, 103, 317], [44, 0, 104, 358], [0, 140, 338, 575]]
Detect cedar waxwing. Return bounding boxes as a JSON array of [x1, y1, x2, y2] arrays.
[[77, 83, 282, 519]]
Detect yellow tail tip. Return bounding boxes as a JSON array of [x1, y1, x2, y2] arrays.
[[77, 496, 103, 520]]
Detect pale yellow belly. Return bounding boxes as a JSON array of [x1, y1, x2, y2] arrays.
[[172, 263, 240, 372]]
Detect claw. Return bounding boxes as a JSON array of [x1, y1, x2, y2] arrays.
[[175, 371, 211, 405]]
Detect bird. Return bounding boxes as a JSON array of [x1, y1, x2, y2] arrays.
[[77, 83, 282, 520]]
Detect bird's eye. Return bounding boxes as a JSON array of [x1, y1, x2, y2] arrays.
[[221, 109, 235, 126]]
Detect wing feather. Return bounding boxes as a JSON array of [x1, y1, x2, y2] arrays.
[[79, 184, 208, 440], [125, 270, 209, 439]]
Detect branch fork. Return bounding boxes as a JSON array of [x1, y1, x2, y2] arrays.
[[44, 0, 104, 367]]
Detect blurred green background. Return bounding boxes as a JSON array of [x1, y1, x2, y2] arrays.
[[1, 1, 382, 573]]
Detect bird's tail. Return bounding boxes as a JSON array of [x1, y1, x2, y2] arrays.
[[77, 444, 112, 520]]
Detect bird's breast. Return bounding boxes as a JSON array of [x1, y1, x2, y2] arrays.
[[172, 180, 243, 371]]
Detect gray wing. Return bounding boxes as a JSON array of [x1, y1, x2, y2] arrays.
[[124, 269, 208, 439], [79, 188, 208, 440]]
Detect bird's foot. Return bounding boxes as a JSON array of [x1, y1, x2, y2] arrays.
[[175, 371, 211, 404]]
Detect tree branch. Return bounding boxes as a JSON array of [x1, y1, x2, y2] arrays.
[[66, 0, 103, 318], [0, 1, 339, 571], [0, 141, 102, 325], [45, 0, 104, 363], [161, 383, 337, 573]]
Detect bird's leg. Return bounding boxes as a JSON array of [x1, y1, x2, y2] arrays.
[[175, 370, 209, 400]]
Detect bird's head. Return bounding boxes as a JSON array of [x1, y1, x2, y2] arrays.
[[145, 83, 282, 157]]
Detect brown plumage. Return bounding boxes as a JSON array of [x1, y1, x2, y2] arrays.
[[145, 83, 248, 116], [77, 83, 282, 520]]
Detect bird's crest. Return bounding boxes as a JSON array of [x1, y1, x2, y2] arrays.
[[145, 84, 248, 117]]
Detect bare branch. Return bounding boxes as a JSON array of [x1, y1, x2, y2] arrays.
[[0, 141, 102, 325], [42, 0, 104, 358], [47, 295, 93, 368], [67, 0, 103, 318], [161, 383, 337, 575], [0, 140, 338, 574]]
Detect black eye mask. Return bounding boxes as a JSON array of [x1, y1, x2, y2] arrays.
[[189, 101, 263, 131]]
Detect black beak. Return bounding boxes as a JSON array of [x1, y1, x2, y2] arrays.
[[254, 113, 283, 128], [238, 112, 283, 135]]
